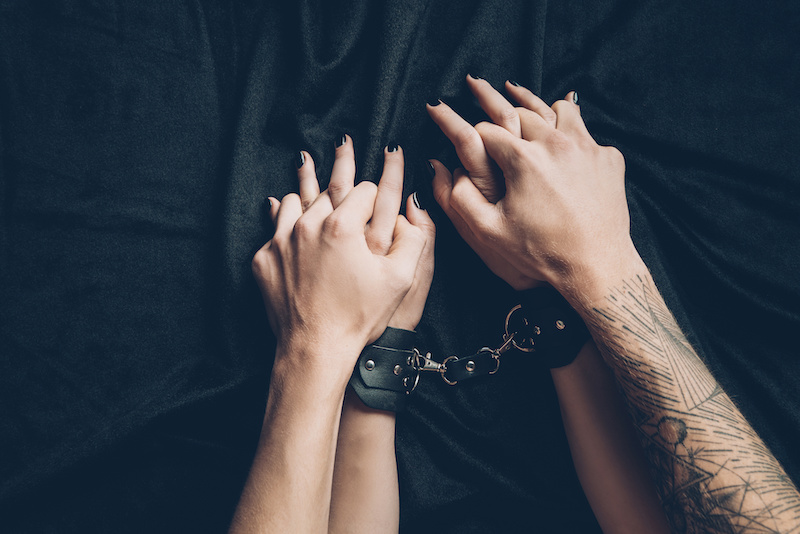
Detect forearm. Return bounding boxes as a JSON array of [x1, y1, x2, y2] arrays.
[[329, 390, 399, 533], [229, 349, 354, 534], [558, 250, 800, 532], [551, 341, 669, 534]]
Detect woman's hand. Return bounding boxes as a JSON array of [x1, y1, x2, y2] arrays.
[[293, 136, 436, 332], [428, 78, 634, 292], [251, 137, 431, 379], [426, 76, 542, 290]]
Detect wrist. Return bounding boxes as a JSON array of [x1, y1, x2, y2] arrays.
[[551, 242, 649, 313], [271, 341, 363, 397]]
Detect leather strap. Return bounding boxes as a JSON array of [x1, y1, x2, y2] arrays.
[[517, 286, 591, 368], [442, 348, 498, 384], [349, 327, 416, 412]]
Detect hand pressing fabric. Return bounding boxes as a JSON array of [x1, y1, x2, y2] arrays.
[[428, 75, 631, 293], [230, 138, 433, 534]]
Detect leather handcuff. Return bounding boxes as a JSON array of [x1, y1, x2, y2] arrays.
[[349, 286, 591, 412]]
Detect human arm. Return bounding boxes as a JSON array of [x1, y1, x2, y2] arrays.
[[228, 140, 429, 533], [428, 77, 800, 532], [294, 140, 435, 533]]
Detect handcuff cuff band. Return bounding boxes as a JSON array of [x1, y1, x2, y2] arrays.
[[349, 287, 591, 412]]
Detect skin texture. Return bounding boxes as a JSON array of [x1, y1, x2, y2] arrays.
[[428, 76, 800, 533], [229, 138, 433, 534]]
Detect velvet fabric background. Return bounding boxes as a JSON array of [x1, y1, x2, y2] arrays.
[[1, 1, 798, 532]]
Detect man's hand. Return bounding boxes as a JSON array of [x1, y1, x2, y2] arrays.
[[251, 136, 429, 378], [428, 77, 634, 294]]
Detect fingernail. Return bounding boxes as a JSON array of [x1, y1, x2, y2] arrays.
[[426, 161, 436, 177], [412, 192, 424, 210], [572, 92, 579, 105], [387, 143, 399, 153], [509, 80, 522, 87], [295, 151, 305, 169], [267, 197, 273, 209], [426, 98, 442, 107], [468, 73, 483, 80], [335, 134, 347, 148]]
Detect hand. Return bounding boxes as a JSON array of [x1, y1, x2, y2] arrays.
[[428, 78, 634, 292], [294, 137, 436, 332], [426, 75, 543, 290], [251, 137, 430, 374]]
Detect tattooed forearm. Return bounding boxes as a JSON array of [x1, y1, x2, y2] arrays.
[[587, 274, 800, 533]]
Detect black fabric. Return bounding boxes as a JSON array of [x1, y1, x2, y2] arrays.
[[1, 1, 799, 533]]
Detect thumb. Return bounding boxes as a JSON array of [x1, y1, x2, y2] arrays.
[[385, 215, 427, 285]]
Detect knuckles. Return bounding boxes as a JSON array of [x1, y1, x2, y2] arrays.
[[454, 124, 481, 149], [499, 106, 520, 127]]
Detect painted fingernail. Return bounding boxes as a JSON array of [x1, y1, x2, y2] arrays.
[[572, 92, 579, 105], [509, 80, 522, 87], [387, 143, 399, 153], [412, 192, 424, 210], [426, 161, 436, 177], [335, 134, 347, 148], [427, 98, 442, 107], [468, 73, 483, 80], [267, 197, 273, 209], [295, 151, 305, 169]]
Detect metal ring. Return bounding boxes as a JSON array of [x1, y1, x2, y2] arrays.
[[504, 304, 536, 353], [441, 355, 459, 386], [488, 354, 501, 375]]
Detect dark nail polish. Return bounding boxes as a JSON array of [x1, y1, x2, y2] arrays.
[[387, 143, 399, 153], [426, 161, 436, 177], [335, 134, 347, 148], [468, 73, 483, 80], [509, 80, 522, 87], [267, 197, 273, 209], [572, 92, 579, 105], [412, 192, 424, 211], [295, 151, 305, 169], [427, 98, 442, 107]]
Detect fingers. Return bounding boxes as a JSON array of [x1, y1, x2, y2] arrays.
[[268, 197, 280, 225], [504, 81, 557, 127], [467, 75, 521, 137], [552, 92, 591, 137], [328, 134, 355, 208], [426, 100, 494, 177], [430, 159, 495, 248], [448, 168, 502, 235], [330, 180, 379, 231], [386, 215, 426, 283], [296, 150, 320, 210], [273, 193, 303, 241], [473, 122, 528, 177], [367, 145, 405, 253], [405, 192, 436, 264]]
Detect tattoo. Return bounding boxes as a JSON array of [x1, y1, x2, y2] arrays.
[[590, 275, 800, 533]]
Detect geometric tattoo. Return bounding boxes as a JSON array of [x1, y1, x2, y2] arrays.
[[590, 275, 800, 533]]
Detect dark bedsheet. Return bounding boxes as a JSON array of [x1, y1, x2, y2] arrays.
[[1, 1, 798, 532]]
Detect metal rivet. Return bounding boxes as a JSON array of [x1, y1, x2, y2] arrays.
[[393, 364, 403, 375], [365, 359, 375, 370], [555, 320, 566, 330], [533, 326, 541, 335], [465, 360, 476, 372]]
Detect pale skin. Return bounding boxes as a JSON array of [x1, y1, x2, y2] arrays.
[[428, 75, 800, 533], [229, 137, 434, 533]]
